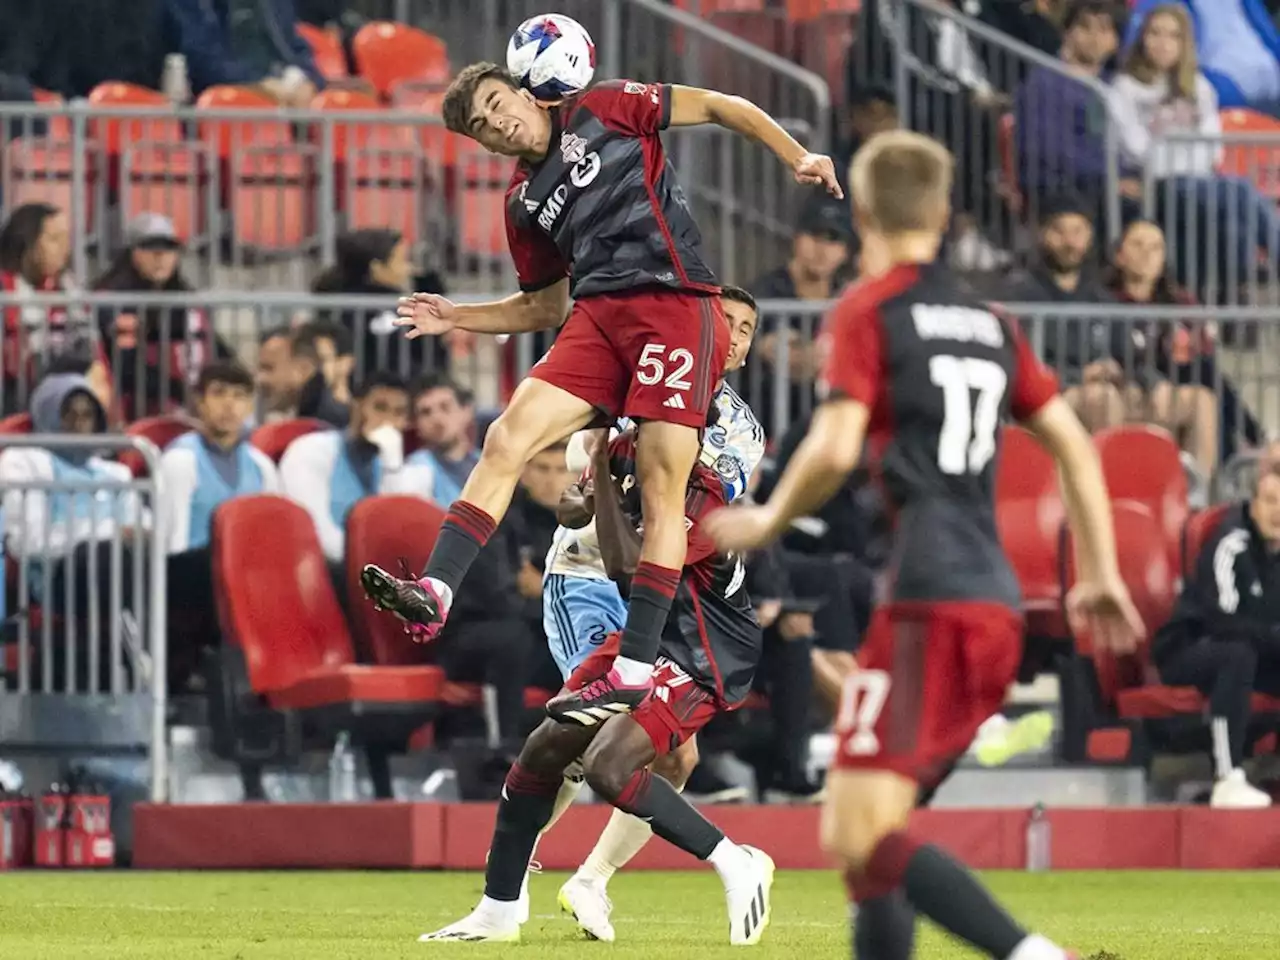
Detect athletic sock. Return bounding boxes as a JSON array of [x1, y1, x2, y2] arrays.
[[615, 563, 681, 675], [705, 837, 753, 883], [542, 771, 585, 836], [484, 763, 562, 902], [579, 807, 656, 884], [863, 832, 1027, 959], [614, 768, 724, 860], [423, 500, 497, 595], [1211, 716, 1235, 779], [845, 870, 915, 960]]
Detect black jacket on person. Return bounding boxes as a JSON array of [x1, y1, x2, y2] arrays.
[[1154, 503, 1280, 668], [314, 273, 449, 381], [295, 370, 349, 428]]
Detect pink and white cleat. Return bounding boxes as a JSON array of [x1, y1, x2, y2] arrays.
[[361, 563, 449, 643], [545, 668, 653, 727]]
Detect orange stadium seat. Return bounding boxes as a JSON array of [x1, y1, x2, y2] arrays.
[[86, 82, 177, 155], [3, 139, 96, 233], [1181, 502, 1233, 578], [210, 495, 445, 798], [352, 22, 450, 101], [1219, 108, 1280, 200], [995, 425, 1066, 636], [249, 418, 332, 463], [117, 415, 197, 476], [296, 22, 349, 81], [1093, 424, 1188, 565]]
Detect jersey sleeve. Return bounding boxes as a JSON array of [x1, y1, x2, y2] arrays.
[[683, 469, 730, 568], [505, 181, 569, 293], [580, 79, 671, 137], [816, 295, 885, 407], [1009, 321, 1059, 421]]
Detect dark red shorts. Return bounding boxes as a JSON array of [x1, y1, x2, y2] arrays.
[[832, 601, 1023, 783], [563, 632, 718, 755], [528, 289, 729, 429]]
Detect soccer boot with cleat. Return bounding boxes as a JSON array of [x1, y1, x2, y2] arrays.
[[973, 711, 1056, 768], [361, 562, 448, 643], [723, 845, 775, 946], [417, 908, 520, 943], [545, 668, 653, 726], [1210, 768, 1272, 809], [558, 874, 616, 942]]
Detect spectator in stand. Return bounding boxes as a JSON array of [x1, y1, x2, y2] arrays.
[[1103, 219, 1221, 475], [312, 228, 462, 380], [976, 0, 1068, 64], [279, 371, 433, 578], [93, 214, 231, 420], [0, 203, 106, 417], [159, 361, 277, 689], [256, 324, 348, 427], [301, 319, 354, 407], [0, 371, 145, 692], [1016, 1, 1137, 221], [1004, 194, 1130, 431], [162, 0, 325, 106], [253, 328, 295, 422], [1111, 4, 1280, 298], [744, 195, 853, 436], [1153, 441, 1280, 809], [834, 84, 898, 197], [406, 374, 479, 507]]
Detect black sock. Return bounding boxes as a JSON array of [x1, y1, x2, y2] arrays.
[[853, 893, 915, 960], [614, 768, 724, 859], [483, 763, 561, 901], [423, 500, 497, 594], [866, 833, 1026, 959], [618, 563, 680, 664]]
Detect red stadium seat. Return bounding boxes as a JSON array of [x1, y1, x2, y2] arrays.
[[117, 415, 197, 476], [1094, 425, 1188, 564], [996, 424, 1057, 501], [3, 139, 96, 233], [352, 22, 450, 100], [996, 425, 1066, 635], [249, 418, 331, 463], [296, 22, 349, 81], [210, 495, 444, 797], [0, 412, 32, 434], [1181, 502, 1234, 579], [996, 113, 1023, 216], [344, 495, 446, 666], [1219, 108, 1280, 200], [86, 82, 178, 155]]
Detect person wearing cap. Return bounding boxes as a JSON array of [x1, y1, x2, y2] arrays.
[[93, 213, 231, 421], [1152, 441, 1280, 809]]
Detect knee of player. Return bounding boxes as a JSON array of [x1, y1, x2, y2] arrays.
[[653, 738, 699, 789], [581, 746, 633, 801], [518, 719, 581, 775]]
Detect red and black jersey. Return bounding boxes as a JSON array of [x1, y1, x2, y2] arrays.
[[818, 261, 1059, 609], [605, 432, 760, 707], [505, 80, 719, 300]]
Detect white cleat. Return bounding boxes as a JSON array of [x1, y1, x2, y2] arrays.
[[724, 845, 775, 946], [516, 860, 539, 925], [1211, 769, 1273, 809], [558, 874, 616, 942], [418, 909, 520, 943]]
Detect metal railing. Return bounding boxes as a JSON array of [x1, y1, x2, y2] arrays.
[[0, 435, 167, 802]]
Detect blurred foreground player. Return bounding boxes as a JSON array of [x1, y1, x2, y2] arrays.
[[419, 425, 772, 946], [707, 130, 1144, 960], [363, 62, 839, 724]]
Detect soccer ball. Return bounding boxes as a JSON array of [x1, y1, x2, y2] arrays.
[[506, 13, 597, 102]]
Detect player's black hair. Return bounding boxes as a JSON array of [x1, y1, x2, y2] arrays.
[[302, 318, 354, 357], [196, 360, 254, 395], [848, 83, 896, 111], [410, 371, 468, 404], [1063, 0, 1119, 33], [442, 62, 522, 136], [720, 284, 758, 316], [354, 370, 409, 400]]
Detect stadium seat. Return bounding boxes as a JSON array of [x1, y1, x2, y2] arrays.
[[210, 495, 445, 798], [0, 412, 32, 434], [118, 415, 198, 476], [296, 22, 349, 81], [249, 418, 332, 463], [3, 139, 96, 233], [1181, 502, 1233, 578], [344, 495, 446, 666], [1219, 108, 1280, 199], [352, 22, 450, 100], [996, 426, 1065, 635], [1094, 425, 1188, 564], [86, 82, 177, 155]]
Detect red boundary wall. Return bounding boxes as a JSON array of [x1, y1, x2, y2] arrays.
[[132, 803, 1280, 870]]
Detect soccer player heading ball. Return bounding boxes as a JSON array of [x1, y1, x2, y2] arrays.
[[363, 35, 841, 724], [506, 13, 597, 103]]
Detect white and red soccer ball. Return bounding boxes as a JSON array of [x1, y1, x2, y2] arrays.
[[506, 13, 597, 102]]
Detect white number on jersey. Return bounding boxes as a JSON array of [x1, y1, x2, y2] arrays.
[[835, 669, 891, 756], [928, 355, 1008, 476]]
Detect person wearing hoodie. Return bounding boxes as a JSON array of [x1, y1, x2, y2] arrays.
[[0, 372, 145, 692], [159, 361, 279, 687]]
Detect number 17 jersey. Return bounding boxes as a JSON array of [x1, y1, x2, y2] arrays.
[[818, 261, 1059, 609]]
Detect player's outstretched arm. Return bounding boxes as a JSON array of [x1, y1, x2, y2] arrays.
[[705, 398, 867, 553], [591, 431, 642, 591], [1023, 395, 1144, 652], [667, 86, 843, 198], [395, 279, 569, 338]]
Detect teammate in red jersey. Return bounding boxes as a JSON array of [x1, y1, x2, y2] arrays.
[[363, 62, 840, 725], [706, 130, 1144, 960]]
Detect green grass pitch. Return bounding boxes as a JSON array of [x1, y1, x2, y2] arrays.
[[0, 869, 1276, 959]]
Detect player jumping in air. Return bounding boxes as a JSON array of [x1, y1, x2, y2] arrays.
[[362, 63, 839, 725], [420, 415, 772, 946], [706, 130, 1145, 960]]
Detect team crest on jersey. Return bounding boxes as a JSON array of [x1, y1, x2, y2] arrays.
[[560, 132, 589, 165], [714, 454, 738, 481]]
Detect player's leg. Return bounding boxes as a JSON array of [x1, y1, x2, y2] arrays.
[[363, 307, 623, 641], [419, 718, 596, 942], [560, 736, 700, 942], [580, 663, 774, 947], [547, 293, 730, 722]]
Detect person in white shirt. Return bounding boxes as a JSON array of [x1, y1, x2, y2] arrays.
[[279, 371, 434, 598], [1110, 4, 1280, 285]]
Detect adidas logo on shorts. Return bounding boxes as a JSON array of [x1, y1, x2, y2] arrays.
[[663, 394, 686, 410]]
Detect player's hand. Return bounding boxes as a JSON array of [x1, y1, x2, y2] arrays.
[[1066, 577, 1145, 656], [395, 293, 458, 339], [793, 153, 844, 199], [704, 504, 781, 553]]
